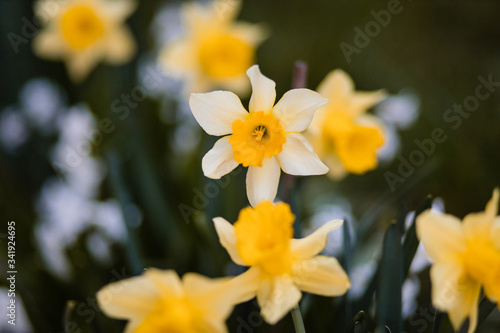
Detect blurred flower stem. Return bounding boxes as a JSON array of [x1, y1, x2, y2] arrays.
[[288, 61, 309, 333], [107, 151, 143, 275]]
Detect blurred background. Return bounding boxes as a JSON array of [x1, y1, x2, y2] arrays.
[[0, 0, 500, 332]]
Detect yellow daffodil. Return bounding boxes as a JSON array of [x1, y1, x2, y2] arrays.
[[159, 0, 267, 95], [213, 201, 350, 324], [33, 0, 137, 83], [190, 65, 329, 207], [307, 69, 387, 179], [97, 268, 252, 333], [416, 189, 500, 333]]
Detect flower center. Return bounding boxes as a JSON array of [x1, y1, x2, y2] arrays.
[[199, 33, 254, 79], [60, 5, 105, 50], [322, 112, 384, 174], [234, 201, 295, 276], [229, 111, 286, 167], [463, 239, 500, 300], [134, 298, 198, 333]]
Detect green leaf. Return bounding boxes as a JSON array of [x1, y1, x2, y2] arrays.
[[376, 223, 402, 333]]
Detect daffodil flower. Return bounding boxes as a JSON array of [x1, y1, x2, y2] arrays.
[[213, 201, 350, 324], [33, 0, 137, 83], [159, 0, 267, 95], [97, 268, 252, 333], [416, 189, 500, 333], [190, 65, 329, 207], [307, 69, 387, 179]]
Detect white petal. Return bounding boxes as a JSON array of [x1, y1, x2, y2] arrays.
[[291, 256, 350, 296], [416, 211, 466, 262], [96, 272, 158, 320], [189, 91, 248, 136], [257, 275, 302, 325], [290, 220, 343, 260], [102, 0, 137, 22], [247, 65, 276, 113], [277, 133, 328, 176], [273, 89, 328, 132], [246, 156, 280, 207], [202, 136, 238, 179], [213, 217, 245, 265], [104, 27, 136, 64]]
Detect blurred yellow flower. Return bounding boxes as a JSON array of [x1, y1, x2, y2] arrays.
[[213, 201, 350, 324], [307, 69, 387, 179], [33, 0, 137, 83], [190, 65, 328, 207], [97, 268, 250, 333], [416, 189, 500, 333], [159, 0, 267, 95]]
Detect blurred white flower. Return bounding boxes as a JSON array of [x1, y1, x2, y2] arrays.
[[304, 199, 355, 257], [402, 275, 420, 318], [56, 104, 97, 147], [348, 260, 377, 300], [0, 108, 28, 152], [375, 89, 420, 130], [375, 89, 420, 164], [35, 104, 128, 279], [19, 78, 63, 131]]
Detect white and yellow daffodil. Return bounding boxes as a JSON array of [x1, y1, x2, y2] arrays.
[[33, 0, 137, 83], [213, 201, 350, 324], [190, 65, 328, 207], [416, 189, 500, 333], [97, 268, 252, 333], [307, 69, 387, 179], [159, 0, 267, 95]]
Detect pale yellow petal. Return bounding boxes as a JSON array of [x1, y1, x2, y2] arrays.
[[183, 273, 235, 320], [290, 220, 343, 260], [492, 216, 500, 250], [350, 89, 387, 116], [65, 47, 102, 83], [213, 217, 245, 265], [291, 256, 350, 296], [446, 278, 481, 333], [247, 65, 276, 113], [273, 89, 328, 132], [32, 29, 66, 60], [429, 261, 465, 311], [159, 38, 197, 74], [324, 153, 348, 180], [317, 69, 354, 103], [189, 91, 248, 136], [212, 0, 242, 25], [277, 133, 328, 176], [104, 27, 136, 64], [101, 0, 137, 22], [257, 275, 302, 325], [463, 188, 499, 241], [232, 22, 269, 45], [202, 136, 239, 179], [416, 210, 466, 262], [96, 272, 158, 321], [246, 156, 280, 207], [145, 268, 184, 299]]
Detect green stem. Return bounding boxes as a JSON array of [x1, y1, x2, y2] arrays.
[[291, 305, 307, 333]]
